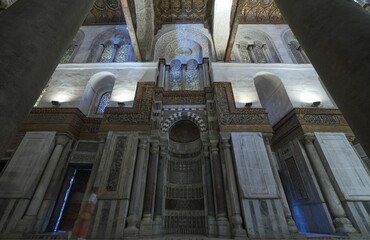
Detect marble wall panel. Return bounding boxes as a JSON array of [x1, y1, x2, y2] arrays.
[[314, 132, 370, 201], [278, 140, 334, 234], [231, 132, 278, 198], [0, 132, 55, 198], [345, 201, 370, 237], [241, 199, 288, 239], [98, 131, 138, 199]]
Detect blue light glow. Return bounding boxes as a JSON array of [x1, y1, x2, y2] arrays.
[[54, 169, 77, 232]]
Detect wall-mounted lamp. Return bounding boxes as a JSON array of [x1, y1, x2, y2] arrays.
[[245, 102, 253, 108], [51, 100, 61, 107], [311, 101, 321, 107], [117, 102, 125, 107]]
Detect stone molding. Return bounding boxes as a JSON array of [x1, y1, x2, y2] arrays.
[[272, 108, 352, 147]]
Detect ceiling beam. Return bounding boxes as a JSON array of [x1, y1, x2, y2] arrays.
[[120, 0, 142, 61], [224, 0, 245, 62], [212, 0, 233, 61]]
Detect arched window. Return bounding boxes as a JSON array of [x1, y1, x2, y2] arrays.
[[114, 43, 131, 62], [169, 60, 183, 91], [99, 42, 116, 63], [59, 30, 84, 64], [236, 28, 281, 63], [185, 59, 200, 90], [238, 41, 268, 63], [60, 45, 77, 64], [97, 91, 112, 114], [283, 30, 311, 64], [288, 40, 310, 64]]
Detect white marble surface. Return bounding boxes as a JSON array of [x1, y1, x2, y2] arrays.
[[231, 132, 278, 198], [212, 63, 335, 123], [0, 132, 55, 198], [36, 63, 157, 110], [315, 132, 370, 201]]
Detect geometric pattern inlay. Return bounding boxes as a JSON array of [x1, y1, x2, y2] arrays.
[[240, 0, 284, 24]]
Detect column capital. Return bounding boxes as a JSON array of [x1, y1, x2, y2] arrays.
[[301, 134, 315, 145], [150, 141, 159, 153], [138, 138, 148, 149], [210, 140, 219, 153], [221, 138, 231, 149], [346, 135, 357, 144], [55, 135, 70, 146]]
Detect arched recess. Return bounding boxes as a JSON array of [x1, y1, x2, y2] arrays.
[[79, 72, 116, 117], [86, 27, 135, 63], [165, 39, 203, 64], [153, 26, 214, 63], [234, 27, 281, 63], [162, 112, 207, 133], [60, 30, 85, 64], [282, 29, 310, 64], [254, 72, 293, 125]]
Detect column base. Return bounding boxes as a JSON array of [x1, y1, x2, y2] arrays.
[[207, 216, 217, 236], [217, 216, 231, 237], [333, 217, 357, 233], [140, 215, 153, 236], [152, 216, 163, 235], [287, 217, 298, 233], [123, 215, 140, 237]]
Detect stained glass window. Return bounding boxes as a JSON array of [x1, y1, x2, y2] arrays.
[[289, 40, 310, 64], [252, 41, 268, 63], [185, 59, 199, 90], [97, 92, 112, 114], [114, 44, 130, 62], [99, 43, 116, 63], [238, 42, 252, 63], [60, 45, 76, 64], [169, 60, 183, 91]]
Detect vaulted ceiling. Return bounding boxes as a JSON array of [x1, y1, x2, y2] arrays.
[[82, 0, 284, 27]]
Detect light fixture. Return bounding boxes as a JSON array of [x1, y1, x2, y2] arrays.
[[51, 100, 60, 107], [117, 102, 125, 107], [245, 102, 253, 108], [311, 101, 321, 107]]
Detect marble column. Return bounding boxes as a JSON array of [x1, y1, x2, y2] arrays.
[[124, 138, 148, 236], [141, 141, 159, 234], [274, 0, 370, 157], [153, 143, 167, 235], [221, 138, 247, 238], [17, 135, 70, 232], [264, 136, 298, 233], [0, 0, 95, 158], [210, 140, 230, 236], [203, 143, 217, 236], [301, 135, 357, 233]]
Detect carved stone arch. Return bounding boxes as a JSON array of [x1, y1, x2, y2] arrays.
[[79, 72, 116, 116], [282, 28, 310, 64], [86, 26, 133, 62], [154, 25, 215, 63], [165, 39, 203, 64], [162, 112, 207, 133], [235, 27, 281, 63]]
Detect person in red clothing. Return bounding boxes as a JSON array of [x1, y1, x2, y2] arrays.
[[72, 188, 98, 239]]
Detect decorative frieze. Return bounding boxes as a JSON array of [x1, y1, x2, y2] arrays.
[[213, 83, 271, 132], [272, 108, 352, 147]]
